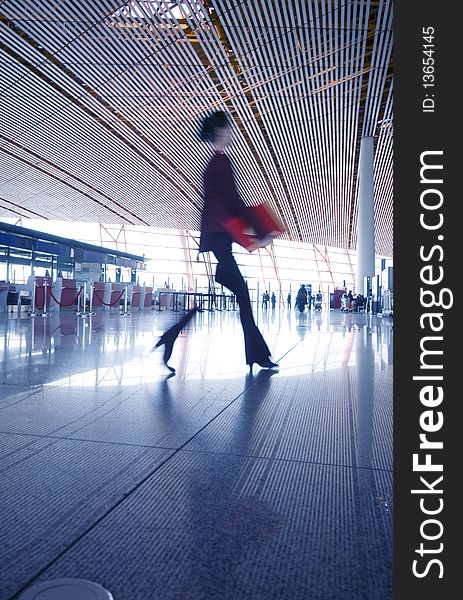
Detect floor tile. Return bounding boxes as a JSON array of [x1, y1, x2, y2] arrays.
[[25, 450, 392, 600]]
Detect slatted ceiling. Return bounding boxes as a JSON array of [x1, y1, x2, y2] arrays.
[[373, 88, 393, 257], [2, 144, 156, 225], [248, 7, 305, 229], [9, 58, 204, 217], [215, 2, 302, 238], [84, 17, 212, 192], [0, 0, 393, 256], [362, 6, 391, 138]]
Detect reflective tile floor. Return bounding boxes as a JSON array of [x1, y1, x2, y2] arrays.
[[0, 305, 393, 600]]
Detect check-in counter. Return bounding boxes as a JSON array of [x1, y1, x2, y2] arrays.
[[129, 284, 142, 308], [59, 278, 78, 308], [34, 276, 52, 311], [92, 281, 105, 307], [103, 282, 124, 309], [0, 282, 9, 311], [140, 286, 153, 308], [157, 287, 174, 310]]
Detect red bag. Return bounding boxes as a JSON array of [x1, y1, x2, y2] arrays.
[[223, 202, 285, 252]]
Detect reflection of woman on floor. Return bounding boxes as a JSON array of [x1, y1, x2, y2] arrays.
[[155, 110, 278, 374]]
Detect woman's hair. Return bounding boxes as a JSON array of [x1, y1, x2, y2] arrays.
[[199, 110, 229, 142]]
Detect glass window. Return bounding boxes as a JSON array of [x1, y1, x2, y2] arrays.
[[0, 218, 392, 292]]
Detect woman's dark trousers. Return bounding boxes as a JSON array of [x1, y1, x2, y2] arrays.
[[212, 242, 270, 365]]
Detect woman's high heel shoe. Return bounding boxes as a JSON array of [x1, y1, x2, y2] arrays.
[[248, 358, 279, 371], [154, 332, 177, 373], [153, 307, 198, 374]]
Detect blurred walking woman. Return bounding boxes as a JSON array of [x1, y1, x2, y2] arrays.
[[155, 111, 278, 373], [198, 110, 277, 371]]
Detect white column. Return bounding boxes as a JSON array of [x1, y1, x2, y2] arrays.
[[356, 136, 375, 295]]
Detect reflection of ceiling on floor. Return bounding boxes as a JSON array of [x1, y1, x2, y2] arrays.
[[0, 1, 392, 256]]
